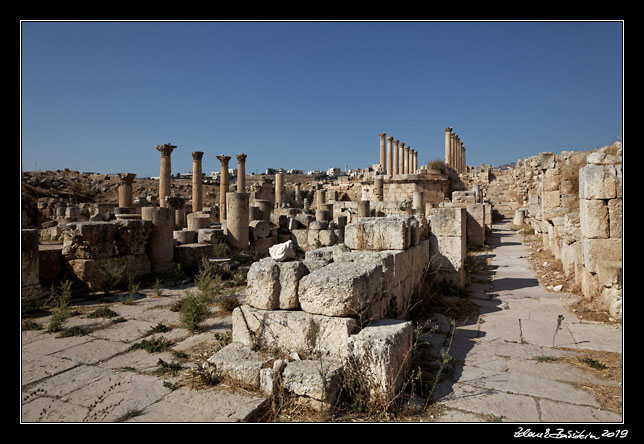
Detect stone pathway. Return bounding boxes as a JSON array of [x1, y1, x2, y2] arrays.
[[429, 221, 623, 422], [21, 285, 269, 423]]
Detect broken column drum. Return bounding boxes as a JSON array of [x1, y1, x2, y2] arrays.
[[255, 199, 273, 222], [118, 173, 136, 209], [192, 151, 204, 212], [315, 189, 326, 210], [374, 177, 384, 202], [358, 200, 370, 217], [217, 154, 231, 221], [157, 143, 176, 208], [226, 192, 250, 251]]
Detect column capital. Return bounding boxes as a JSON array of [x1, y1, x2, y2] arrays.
[[379, 133, 386, 138], [400, 142, 405, 148], [192, 151, 204, 161], [445, 127, 453, 133], [394, 139, 400, 145], [236, 153, 247, 163], [216, 154, 231, 165], [118, 173, 136, 185], [387, 136, 394, 141], [157, 143, 177, 157]]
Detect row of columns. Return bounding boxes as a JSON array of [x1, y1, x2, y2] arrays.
[[378, 133, 419, 177], [155, 144, 248, 220], [444, 127, 467, 174]]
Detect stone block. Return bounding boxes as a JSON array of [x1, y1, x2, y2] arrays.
[[206, 343, 273, 388], [115, 219, 152, 256], [174, 229, 196, 245], [540, 152, 556, 170], [345, 319, 414, 404], [608, 198, 622, 238], [186, 212, 211, 231], [580, 199, 609, 239], [198, 228, 224, 244], [249, 220, 271, 240], [542, 190, 560, 209], [298, 261, 383, 318], [579, 164, 617, 200], [61, 221, 119, 260], [282, 359, 343, 410], [428, 207, 466, 237], [174, 243, 214, 272], [66, 255, 151, 290], [582, 238, 622, 274], [543, 170, 561, 191], [291, 229, 309, 250], [318, 229, 337, 246], [245, 257, 309, 310], [466, 204, 485, 247], [231, 305, 358, 358], [344, 216, 412, 251]]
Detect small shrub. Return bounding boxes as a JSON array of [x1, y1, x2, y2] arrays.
[[87, 307, 119, 319], [179, 290, 210, 332], [47, 280, 74, 333], [129, 336, 173, 353], [102, 263, 125, 294], [22, 319, 42, 331], [154, 358, 183, 376], [219, 294, 240, 313], [211, 241, 228, 258]]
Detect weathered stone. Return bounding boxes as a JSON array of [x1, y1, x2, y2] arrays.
[[282, 359, 343, 410], [298, 261, 383, 317], [579, 164, 617, 200], [345, 319, 414, 404], [249, 220, 271, 240], [66, 255, 151, 290], [344, 216, 412, 251], [428, 207, 466, 237], [207, 343, 273, 388], [246, 257, 309, 310], [61, 222, 119, 260], [232, 305, 358, 358], [582, 238, 622, 274], [174, 229, 196, 245], [579, 199, 609, 239], [115, 219, 151, 256]]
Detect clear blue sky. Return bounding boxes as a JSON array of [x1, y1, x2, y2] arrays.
[[20, 20, 623, 178]]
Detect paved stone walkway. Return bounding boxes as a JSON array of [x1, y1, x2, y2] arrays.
[[21, 285, 269, 423], [429, 221, 623, 422]]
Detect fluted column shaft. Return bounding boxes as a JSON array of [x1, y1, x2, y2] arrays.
[[236, 153, 247, 192]]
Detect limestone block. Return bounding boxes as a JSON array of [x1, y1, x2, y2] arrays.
[[318, 229, 337, 247], [206, 343, 272, 388], [186, 212, 212, 231], [307, 229, 321, 247], [282, 359, 343, 409], [344, 216, 411, 251], [174, 243, 216, 273], [608, 198, 622, 238], [582, 238, 622, 274], [600, 287, 622, 320], [543, 171, 561, 191], [542, 190, 561, 209], [174, 229, 196, 245], [540, 152, 556, 170], [291, 229, 309, 250], [66, 255, 151, 290], [277, 259, 310, 309], [305, 246, 335, 263], [62, 221, 119, 260], [579, 199, 609, 239], [115, 219, 152, 256], [579, 164, 617, 200], [245, 258, 281, 310], [197, 228, 217, 244], [298, 261, 383, 317], [466, 204, 485, 247], [294, 213, 314, 228], [345, 319, 414, 404], [428, 208, 466, 237], [231, 305, 358, 358]]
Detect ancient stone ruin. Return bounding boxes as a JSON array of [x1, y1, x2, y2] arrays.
[[21, 131, 623, 414]]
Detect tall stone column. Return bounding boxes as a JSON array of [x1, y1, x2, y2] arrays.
[[157, 143, 176, 207], [414, 151, 419, 174], [275, 171, 286, 207], [450, 133, 457, 170], [236, 153, 247, 192], [295, 183, 302, 204], [386, 136, 393, 178], [118, 173, 136, 209], [216, 155, 231, 221], [379, 133, 386, 173], [226, 192, 249, 251], [404, 145, 410, 174], [410, 149, 416, 174], [399, 143, 405, 175], [444, 127, 453, 168], [393, 139, 400, 175], [192, 151, 204, 212], [462, 146, 466, 174]]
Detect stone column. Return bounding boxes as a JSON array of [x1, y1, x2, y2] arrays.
[[216, 155, 231, 220], [275, 171, 285, 207], [118, 173, 136, 209], [414, 151, 419, 174], [374, 177, 383, 202], [386, 136, 393, 178], [412, 191, 424, 214], [226, 192, 249, 251], [141, 206, 175, 274], [295, 183, 301, 204], [379, 133, 386, 173], [463, 146, 466, 174], [404, 145, 410, 174], [157, 143, 176, 207], [444, 127, 453, 169], [450, 134, 457, 171], [315, 189, 326, 210], [410, 149, 416, 174], [192, 151, 204, 213], [254, 199, 272, 222], [236, 153, 247, 192], [398, 143, 405, 176], [393, 139, 400, 175]]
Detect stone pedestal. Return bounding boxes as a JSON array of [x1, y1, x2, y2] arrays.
[[157, 143, 176, 208], [192, 151, 204, 212], [141, 206, 175, 274], [226, 192, 249, 251]]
